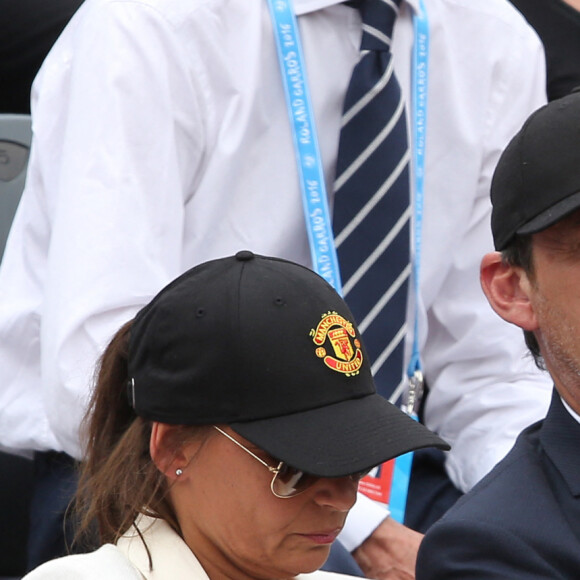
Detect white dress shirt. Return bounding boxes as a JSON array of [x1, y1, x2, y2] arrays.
[[0, 0, 551, 547]]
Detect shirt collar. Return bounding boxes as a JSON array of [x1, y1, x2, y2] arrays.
[[561, 395, 580, 426], [294, 0, 419, 16], [293, 0, 342, 13]]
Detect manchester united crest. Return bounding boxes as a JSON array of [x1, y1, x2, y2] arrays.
[[310, 311, 363, 376]]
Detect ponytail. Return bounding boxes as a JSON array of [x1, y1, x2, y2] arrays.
[[74, 320, 177, 545]]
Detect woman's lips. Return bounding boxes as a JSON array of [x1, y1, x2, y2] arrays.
[[298, 528, 342, 545]]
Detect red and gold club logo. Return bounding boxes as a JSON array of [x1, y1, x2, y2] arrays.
[[310, 311, 363, 376]]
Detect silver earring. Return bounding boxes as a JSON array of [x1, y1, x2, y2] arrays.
[[175, 468, 183, 476]]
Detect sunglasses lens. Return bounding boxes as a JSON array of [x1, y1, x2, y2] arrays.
[[272, 465, 375, 498], [272, 463, 318, 498]]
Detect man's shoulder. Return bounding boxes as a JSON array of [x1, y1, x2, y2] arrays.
[[417, 420, 580, 578], [424, 0, 544, 80], [77, 0, 250, 27], [428, 0, 526, 20], [441, 423, 546, 521], [423, 419, 568, 539], [427, 0, 539, 37]]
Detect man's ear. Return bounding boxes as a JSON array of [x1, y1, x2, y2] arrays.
[[480, 251, 539, 331]]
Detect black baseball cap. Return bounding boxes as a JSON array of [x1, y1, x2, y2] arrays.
[[491, 89, 580, 250], [127, 251, 448, 477]]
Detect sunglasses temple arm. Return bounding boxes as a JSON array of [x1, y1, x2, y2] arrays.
[[213, 426, 279, 474]]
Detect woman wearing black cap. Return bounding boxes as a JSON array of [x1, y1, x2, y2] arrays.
[[23, 252, 447, 580]]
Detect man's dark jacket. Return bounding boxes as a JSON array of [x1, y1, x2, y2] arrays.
[[417, 389, 580, 579]]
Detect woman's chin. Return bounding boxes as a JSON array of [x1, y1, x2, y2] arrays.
[[284, 545, 333, 576]]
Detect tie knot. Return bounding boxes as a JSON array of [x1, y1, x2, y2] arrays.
[[355, 0, 402, 52]]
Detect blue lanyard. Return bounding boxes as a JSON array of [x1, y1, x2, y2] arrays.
[[405, 0, 428, 417], [267, 0, 342, 293]]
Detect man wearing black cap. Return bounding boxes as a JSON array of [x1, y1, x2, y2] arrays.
[[416, 89, 580, 578]]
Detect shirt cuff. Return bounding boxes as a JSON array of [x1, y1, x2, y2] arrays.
[[338, 492, 390, 552]]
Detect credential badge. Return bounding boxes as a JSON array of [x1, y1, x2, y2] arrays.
[[310, 311, 363, 376]]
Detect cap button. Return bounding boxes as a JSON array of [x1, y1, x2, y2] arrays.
[[235, 250, 255, 261]]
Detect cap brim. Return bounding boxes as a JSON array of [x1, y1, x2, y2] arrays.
[[230, 394, 449, 478], [517, 190, 580, 237]]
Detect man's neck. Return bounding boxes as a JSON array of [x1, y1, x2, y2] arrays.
[[562, 0, 580, 13]]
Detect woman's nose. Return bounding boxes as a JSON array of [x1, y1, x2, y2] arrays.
[[312, 476, 359, 511]]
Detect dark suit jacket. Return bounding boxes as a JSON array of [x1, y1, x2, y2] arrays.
[[416, 389, 580, 579]]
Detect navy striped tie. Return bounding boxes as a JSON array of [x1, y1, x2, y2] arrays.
[[333, 0, 411, 402]]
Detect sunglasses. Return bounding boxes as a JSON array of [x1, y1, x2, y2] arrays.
[[213, 426, 372, 499]]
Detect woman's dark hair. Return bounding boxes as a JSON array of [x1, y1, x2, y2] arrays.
[[500, 234, 545, 370], [74, 319, 206, 546]]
